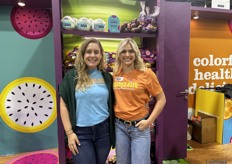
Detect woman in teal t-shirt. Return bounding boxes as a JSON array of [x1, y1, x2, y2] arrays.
[[59, 38, 115, 164]]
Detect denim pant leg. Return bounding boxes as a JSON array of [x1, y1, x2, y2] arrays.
[[115, 119, 151, 164], [131, 126, 150, 164], [72, 119, 111, 164], [93, 119, 111, 164], [72, 127, 96, 164], [115, 119, 131, 164]]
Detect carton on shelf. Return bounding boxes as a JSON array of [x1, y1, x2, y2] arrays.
[[192, 112, 216, 144]]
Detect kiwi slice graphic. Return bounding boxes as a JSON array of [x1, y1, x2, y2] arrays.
[[0, 77, 56, 133], [7, 150, 58, 164], [10, 7, 53, 39], [224, 99, 232, 120]]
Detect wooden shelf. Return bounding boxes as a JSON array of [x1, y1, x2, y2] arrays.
[[62, 30, 157, 38], [191, 6, 232, 20]]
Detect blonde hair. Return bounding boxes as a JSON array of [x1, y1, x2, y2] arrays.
[[113, 38, 146, 75], [74, 38, 105, 91]]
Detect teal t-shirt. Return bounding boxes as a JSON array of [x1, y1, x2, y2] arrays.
[[75, 69, 109, 126]]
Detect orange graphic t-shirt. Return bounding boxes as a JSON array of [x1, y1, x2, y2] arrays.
[[113, 68, 162, 121]]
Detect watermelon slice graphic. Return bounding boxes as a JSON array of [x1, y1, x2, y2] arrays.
[[7, 150, 58, 164], [0, 77, 56, 133], [10, 7, 53, 39]]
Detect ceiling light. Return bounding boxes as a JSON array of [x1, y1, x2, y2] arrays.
[[193, 14, 199, 19], [18, 0, 25, 7], [193, 11, 199, 20]]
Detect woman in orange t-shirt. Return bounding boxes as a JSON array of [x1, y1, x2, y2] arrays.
[[113, 38, 166, 164]]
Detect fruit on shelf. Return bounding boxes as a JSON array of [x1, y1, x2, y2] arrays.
[[61, 16, 76, 30], [120, 18, 157, 34]]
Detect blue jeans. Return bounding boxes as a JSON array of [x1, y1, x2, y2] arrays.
[[115, 118, 151, 164], [72, 119, 111, 164]]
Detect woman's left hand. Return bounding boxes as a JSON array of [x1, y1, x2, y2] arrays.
[[135, 120, 150, 131]]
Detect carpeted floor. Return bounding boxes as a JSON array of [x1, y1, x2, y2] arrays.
[[163, 159, 189, 164]]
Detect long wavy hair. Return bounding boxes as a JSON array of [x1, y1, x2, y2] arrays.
[[74, 38, 105, 91], [113, 38, 146, 76]]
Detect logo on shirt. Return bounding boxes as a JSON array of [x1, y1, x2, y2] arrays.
[[114, 81, 138, 89], [92, 78, 104, 84], [115, 76, 124, 81]]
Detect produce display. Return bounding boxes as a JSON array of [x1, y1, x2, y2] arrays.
[[61, 6, 159, 34], [61, 16, 106, 32], [76, 17, 92, 31], [105, 52, 116, 72], [108, 15, 120, 33], [140, 48, 157, 72], [63, 46, 157, 73], [63, 47, 78, 69], [61, 16, 76, 30], [61, 16, 158, 34], [92, 19, 106, 32], [120, 18, 157, 33], [120, 5, 159, 34]]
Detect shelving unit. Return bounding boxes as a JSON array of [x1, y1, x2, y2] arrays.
[[55, 0, 232, 163], [191, 6, 232, 20], [62, 29, 157, 38], [57, 0, 159, 163], [53, 0, 193, 163]]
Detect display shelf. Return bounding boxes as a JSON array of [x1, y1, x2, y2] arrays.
[[191, 6, 232, 20], [62, 29, 157, 38]]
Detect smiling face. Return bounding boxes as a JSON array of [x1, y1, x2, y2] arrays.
[[84, 43, 102, 70], [119, 43, 135, 69]]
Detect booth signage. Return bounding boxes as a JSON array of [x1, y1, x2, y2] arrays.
[[211, 0, 230, 9]]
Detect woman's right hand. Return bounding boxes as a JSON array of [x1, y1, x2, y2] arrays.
[[67, 133, 81, 155]]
